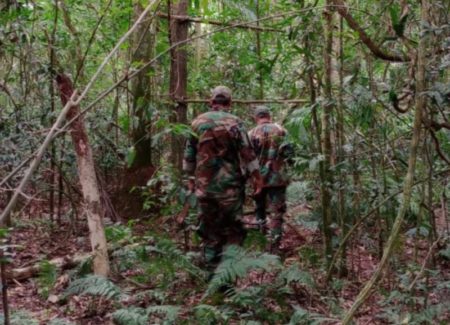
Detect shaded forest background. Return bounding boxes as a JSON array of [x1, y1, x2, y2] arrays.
[[0, 0, 449, 324]]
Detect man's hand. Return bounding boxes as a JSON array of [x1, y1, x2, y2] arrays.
[[252, 173, 264, 198]]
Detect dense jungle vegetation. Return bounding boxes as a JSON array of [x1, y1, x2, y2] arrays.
[[0, 0, 449, 324]]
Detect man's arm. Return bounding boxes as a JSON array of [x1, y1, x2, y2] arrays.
[[279, 128, 294, 165], [237, 123, 263, 196]]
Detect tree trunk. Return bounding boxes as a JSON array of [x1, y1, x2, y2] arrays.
[[55, 73, 110, 277], [168, 0, 188, 171], [255, 0, 264, 99], [336, 16, 347, 276], [321, 2, 335, 268], [130, 2, 155, 169], [341, 0, 429, 322]]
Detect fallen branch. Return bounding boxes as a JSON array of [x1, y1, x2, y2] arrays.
[[156, 12, 282, 32], [7, 253, 90, 281], [8, 242, 142, 281]]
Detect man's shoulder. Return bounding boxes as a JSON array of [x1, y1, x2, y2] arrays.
[[194, 111, 241, 125], [252, 123, 285, 134]]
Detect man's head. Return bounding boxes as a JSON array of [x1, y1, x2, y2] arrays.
[[254, 105, 271, 124], [210, 86, 232, 111]]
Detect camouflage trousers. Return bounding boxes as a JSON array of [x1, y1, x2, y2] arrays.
[[196, 190, 246, 271], [255, 187, 286, 249]]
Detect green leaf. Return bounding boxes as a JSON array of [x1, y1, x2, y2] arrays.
[[126, 146, 136, 168]]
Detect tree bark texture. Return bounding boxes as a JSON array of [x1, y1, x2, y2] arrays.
[[130, 2, 155, 169], [56, 73, 110, 277], [169, 0, 188, 171], [341, 0, 429, 322]]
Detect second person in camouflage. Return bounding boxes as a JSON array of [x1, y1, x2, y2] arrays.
[[249, 106, 293, 253]]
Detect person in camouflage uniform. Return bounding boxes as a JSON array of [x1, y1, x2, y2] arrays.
[[183, 86, 263, 270], [248, 106, 293, 252]]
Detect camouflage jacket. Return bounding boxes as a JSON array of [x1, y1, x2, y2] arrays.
[[183, 111, 260, 198], [248, 122, 293, 187]]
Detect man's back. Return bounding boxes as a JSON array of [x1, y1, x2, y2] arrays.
[[249, 122, 291, 187], [184, 110, 256, 198]]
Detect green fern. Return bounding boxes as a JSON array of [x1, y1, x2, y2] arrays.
[[112, 305, 180, 325], [206, 245, 280, 296], [277, 263, 315, 289], [134, 289, 168, 304], [289, 306, 332, 325], [37, 260, 58, 298], [64, 275, 122, 300], [229, 286, 264, 308], [112, 307, 148, 325], [146, 305, 180, 324], [151, 238, 207, 282], [194, 304, 232, 324], [112, 245, 150, 272], [0, 309, 39, 325], [72, 256, 93, 276]]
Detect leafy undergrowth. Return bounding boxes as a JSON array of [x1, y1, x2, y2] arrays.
[[2, 206, 449, 324]]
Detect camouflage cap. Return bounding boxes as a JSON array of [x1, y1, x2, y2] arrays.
[[254, 105, 271, 117], [211, 85, 232, 101]]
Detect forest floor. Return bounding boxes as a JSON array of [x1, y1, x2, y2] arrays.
[[2, 203, 449, 324]]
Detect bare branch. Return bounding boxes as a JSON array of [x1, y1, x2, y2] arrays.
[[332, 0, 409, 62], [156, 12, 282, 32]]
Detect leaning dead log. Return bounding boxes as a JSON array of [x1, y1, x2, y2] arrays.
[[8, 243, 142, 281], [7, 254, 90, 281], [56, 73, 110, 277]]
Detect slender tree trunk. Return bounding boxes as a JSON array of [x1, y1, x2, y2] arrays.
[[168, 0, 188, 171], [130, 2, 155, 169], [342, 1, 429, 322], [48, 1, 58, 224], [55, 73, 110, 277], [321, 2, 335, 267], [255, 0, 264, 99], [336, 16, 347, 275]]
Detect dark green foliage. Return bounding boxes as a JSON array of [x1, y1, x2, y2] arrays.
[[64, 275, 121, 300], [148, 237, 207, 283], [277, 263, 315, 289], [112, 308, 148, 325], [193, 304, 232, 324], [206, 245, 280, 296], [288, 306, 334, 325], [112, 306, 180, 325], [37, 260, 58, 299], [389, 4, 408, 37]]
